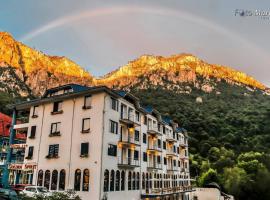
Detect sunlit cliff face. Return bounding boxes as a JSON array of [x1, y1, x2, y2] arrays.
[[0, 31, 266, 96]]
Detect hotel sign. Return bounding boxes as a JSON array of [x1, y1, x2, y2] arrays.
[[8, 163, 37, 170]]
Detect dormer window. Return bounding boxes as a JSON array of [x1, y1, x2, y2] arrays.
[[64, 88, 73, 94], [83, 95, 91, 109], [51, 101, 63, 114]]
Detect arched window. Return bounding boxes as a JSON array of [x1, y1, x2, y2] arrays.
[[74, 169, 81, 191], [146, 173, 149, 190], [128, 171, 131, 190], [44, 170, 50, 189], [149, 173, 152, 189], [115, 170, 120, 191], [51, 170, 58, 190], [154, 173, 157, 188], [103, 170, 109, 192], [59, 169, 66, 190], [132, 172, 136, 190], [110, 170, 115, 191], [159, 174, 162, 188], [157, 174, 159, 188], [82, 169, 90, 191], [37, 170, 43, 186], [142, 173, 145, 189], [136, 172, 140, 190], [121, 171, 125, 191]]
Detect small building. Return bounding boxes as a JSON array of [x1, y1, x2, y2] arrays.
[[0, 112, 28, 186]]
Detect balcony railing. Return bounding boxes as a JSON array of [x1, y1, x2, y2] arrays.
[[118, 157, 140, 168], [119, 134, 140, 145], [147, 144, 162, 152], [166, 133, 177, 142], [142, 186, 194, 197], [147, 125, 161, 136], [120, 112, 141, 126], [147, 162, 162, 170], [166, 150, 177, 157], [167, 166, 179, 171]]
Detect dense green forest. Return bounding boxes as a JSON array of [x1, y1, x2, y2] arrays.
[[130, 80, 270, 200]]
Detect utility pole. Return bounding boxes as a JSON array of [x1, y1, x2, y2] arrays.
[[2, 109, 17, 188]]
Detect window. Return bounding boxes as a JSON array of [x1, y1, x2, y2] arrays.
[[115, 170, 120, 191], [26, 146, 34, 159], [74, 169, 81, 191], [142, 173, 145, 189], [173, 146, 176, 153], [132, 172, 136, 190], [108, 144, 117, 156], [128, 172, 131, 190], [103, 170, 109, 192], [144, 116, 147, 125], [109, 120, 118, 134], [111, 97, 118, 111], [32, 106, 38, 117], [29, 126, 36, 138], [59, 169, 66, 190], [51, 170, 58, 190], [52, 101, 63, 113], [163, 141, 166, 150], [110, 170, 115, 191], [143, 133, 147, 144], [80, 143, 89, 157], [157, 156, 161, 164], [47, 144, 59, 158], [164, 157, 167, 165], [158, 139, 161, 148], [82, 118, 90, 133], [177, 147, 180, 154], [135, 130, 139, 142], [37, 170, 43, 186], [83, 169, 90, 191], [50, 122, 61, 136], [136, 172, 140, 190], [143, 152, 147, 162], [44, 170, 50, 189], [121, 171, 125, 191], [83, 95, 91, 109], [135, 111, 140, 122], [178, 161, 180, 167], [134, 150, 139, 160], [173, 160, 176, 166]]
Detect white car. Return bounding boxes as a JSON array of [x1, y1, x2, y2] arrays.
[[22, 186, 52, 197]]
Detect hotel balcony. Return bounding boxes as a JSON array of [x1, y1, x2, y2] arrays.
[[120, 112, 140, 126], [118, 156, 140, 168], [147, 144, 162, 153], [141, 186, 195, 199], [167, 165, 179, 172], [166, 133, 177, 143], [166, 150, 178, 157], [179, 142, 188, 148], [147, 125, 161, 136], [119, 133, 140, 146], [147, 162, 162, 170]]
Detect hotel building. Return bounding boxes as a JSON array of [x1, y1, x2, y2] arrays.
[[12, 84, 193, 200]]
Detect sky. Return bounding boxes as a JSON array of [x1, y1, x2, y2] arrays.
[[0, 0, 269, 86]]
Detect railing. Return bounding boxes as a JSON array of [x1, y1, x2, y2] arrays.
[[143, 186, 194, 195], [166, 132, 176, 141], [119, 134, 140, 145], [118, 157, 140, 167], [120, 112, 135, 122], [147, 162, 162, 169], [166, 149, 177, 156], [147, 124, 158, 133], [167, 166, 178, 171], [147, 144, 161, 151]]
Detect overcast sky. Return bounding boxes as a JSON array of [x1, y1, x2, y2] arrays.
[[1, 0, 269, 86]]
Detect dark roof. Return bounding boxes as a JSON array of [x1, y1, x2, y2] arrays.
[[43, 83, 90, 97], [162, 116, 172, 125], [143, 105, 154, 113], [116, 91, 127, 97]]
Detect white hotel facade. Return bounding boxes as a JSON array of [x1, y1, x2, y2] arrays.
[[13, 84, 193, 200]]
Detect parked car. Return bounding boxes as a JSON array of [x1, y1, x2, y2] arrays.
[[22, 186, 52, 197], [0, 188, 19, 200], [11, 184, 32, 194]]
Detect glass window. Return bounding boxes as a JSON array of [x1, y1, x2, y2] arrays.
[[80, 143, 89, 157], [47, 144, 59, 158], [143, 152, 147, 162], [143, 133, 147, 144], [164, 157, 167, 165], [109, 120, 118, 134], [142, 173, 145, 189], [74, 169, 81, 191], [132, 172, 136, 190], [135, 111, 140, 122], [59, 169, 66, 190], [26, 146, 34, 159], [52, 101, 63, 113], [82, 169, 89, 191], [37, 170, 43, 186], [115, 170, 120, 191], [103, 170, 109, 192], [84, 95, 91, 108], [136, 172, 140, 190], [134, 150, 139, 160], [135, 130, 139, 141], [50, 123, 61, 136], [163, 141, 166, 150], [108, 144, 117, 157], [32, 106, 38, 117], [51, 170, 58, 190], [121, 171, 125, 191], [29, 126, 36, 138], [110, 170, 115, 191], [111, 98, 118, 111], [128, 172, 131, 190], [44, 170, 50, 189], [82, 118, 90, 133]]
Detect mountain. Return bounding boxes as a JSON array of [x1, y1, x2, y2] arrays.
[[1, 32, 270, 200], [0, 32, 93, 96]]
